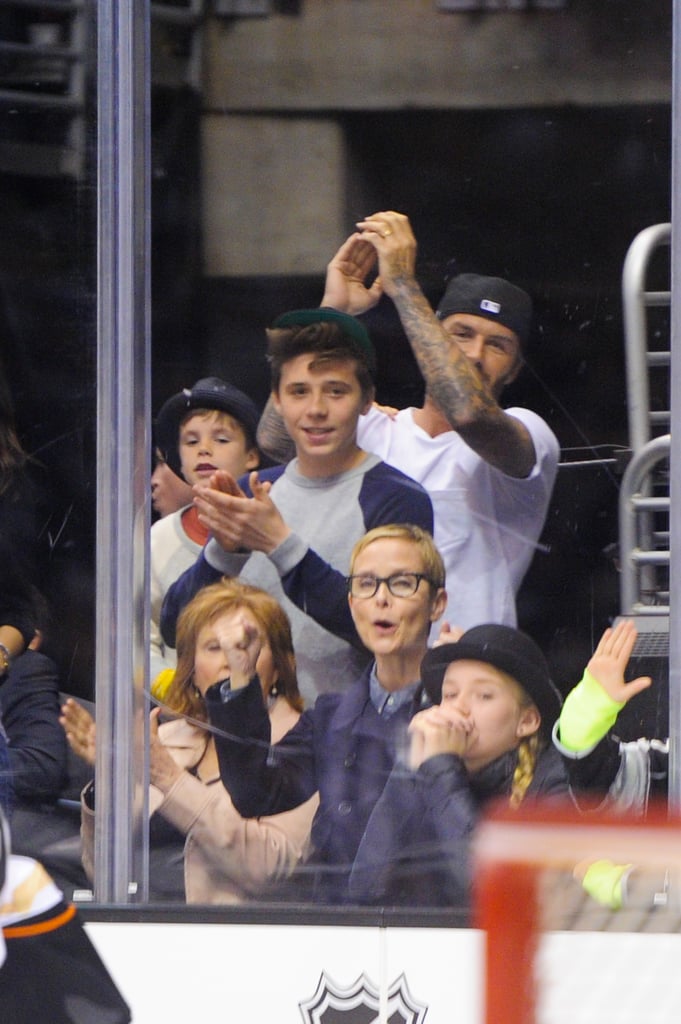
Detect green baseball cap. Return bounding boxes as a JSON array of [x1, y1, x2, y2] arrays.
[[271, 307, 376, 376]]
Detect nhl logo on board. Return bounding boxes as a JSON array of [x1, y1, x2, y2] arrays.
[[299, 970, 428, 1024]]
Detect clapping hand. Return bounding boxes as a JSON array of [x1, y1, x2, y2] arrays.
[[194, 469, 286, 555], [60, 698, 96, 767]]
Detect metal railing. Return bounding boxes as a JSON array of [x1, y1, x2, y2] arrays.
[[0, 0, 205, 178], [619, 223, 672, 614], [618, 433, 670, 616], [622, 222, 672, 453]]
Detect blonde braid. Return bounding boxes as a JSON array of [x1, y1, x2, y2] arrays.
[[509, 734, 541, 809]]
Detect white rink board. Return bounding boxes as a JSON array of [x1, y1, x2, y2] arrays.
[[537, 931, 681, 1024], [85, 921, 681, 1024], [85, 921, 483, 1023]]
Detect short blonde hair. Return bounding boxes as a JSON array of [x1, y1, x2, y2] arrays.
[[350, 524, 445, 589]]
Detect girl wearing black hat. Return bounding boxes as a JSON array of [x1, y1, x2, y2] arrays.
[[349, 623, 568, 907]]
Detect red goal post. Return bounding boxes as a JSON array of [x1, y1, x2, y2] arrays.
[[472, 802, 681, 1024]]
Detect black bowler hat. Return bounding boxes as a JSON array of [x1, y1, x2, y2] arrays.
[[420, 623, 561, 736], [154, 377, 260, 478]]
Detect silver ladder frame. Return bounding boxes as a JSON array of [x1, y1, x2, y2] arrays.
[[619, 223, 672, 618], [0, 0, 205, 178]]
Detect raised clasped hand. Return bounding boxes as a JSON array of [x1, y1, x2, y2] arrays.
[[214, 613, 263, 690], [354, 210, 417, 298], [407, 704, 472, 769]]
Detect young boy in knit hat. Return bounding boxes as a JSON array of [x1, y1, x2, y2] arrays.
[[150, 377, 261, 692], [257, 212, 559, 640]]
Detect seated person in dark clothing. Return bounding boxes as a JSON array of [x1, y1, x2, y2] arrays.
[[0, 360, 90, 893], [0, 647, 90, 899], [0, 649, 67, 804]]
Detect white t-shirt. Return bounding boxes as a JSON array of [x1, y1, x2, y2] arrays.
[[357, 406, 559, 636]]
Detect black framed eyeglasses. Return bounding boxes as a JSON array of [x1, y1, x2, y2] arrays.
[[346, 572, 436, 599]]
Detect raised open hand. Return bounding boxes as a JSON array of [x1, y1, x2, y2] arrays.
[[587, 619, 652, 705]]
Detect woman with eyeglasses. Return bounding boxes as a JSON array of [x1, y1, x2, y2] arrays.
[[203, 523, 461, 904]]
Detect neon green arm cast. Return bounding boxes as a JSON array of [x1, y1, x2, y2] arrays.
[[558, 669, 624, 752]]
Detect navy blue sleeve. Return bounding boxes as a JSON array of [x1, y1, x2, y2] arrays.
[[280, 549, 360, 646], [205, 677, 319, 817], [237, 463, 286, 497], [358, 462, 434, 536], [349, 754, 476, 906], [160, 551, 222, 648], [0, 717, 12, 818], [280, 462, 434, 645], [0, 650, 67, 801]]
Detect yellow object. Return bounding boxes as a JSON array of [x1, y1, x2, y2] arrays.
[[558, 669, 624, 751], [151, 668, 175, 701], [580, 859, 631, 910]]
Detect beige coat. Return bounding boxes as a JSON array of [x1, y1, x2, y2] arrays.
[[81, 699, 318, 904]]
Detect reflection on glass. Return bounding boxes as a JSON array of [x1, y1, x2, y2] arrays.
[[0, 0, 97, 900], [0, 3, 674, 914]]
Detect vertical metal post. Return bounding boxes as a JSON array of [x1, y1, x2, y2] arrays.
[[95, 0, 151, 901], [669, 0, 681, 813]]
